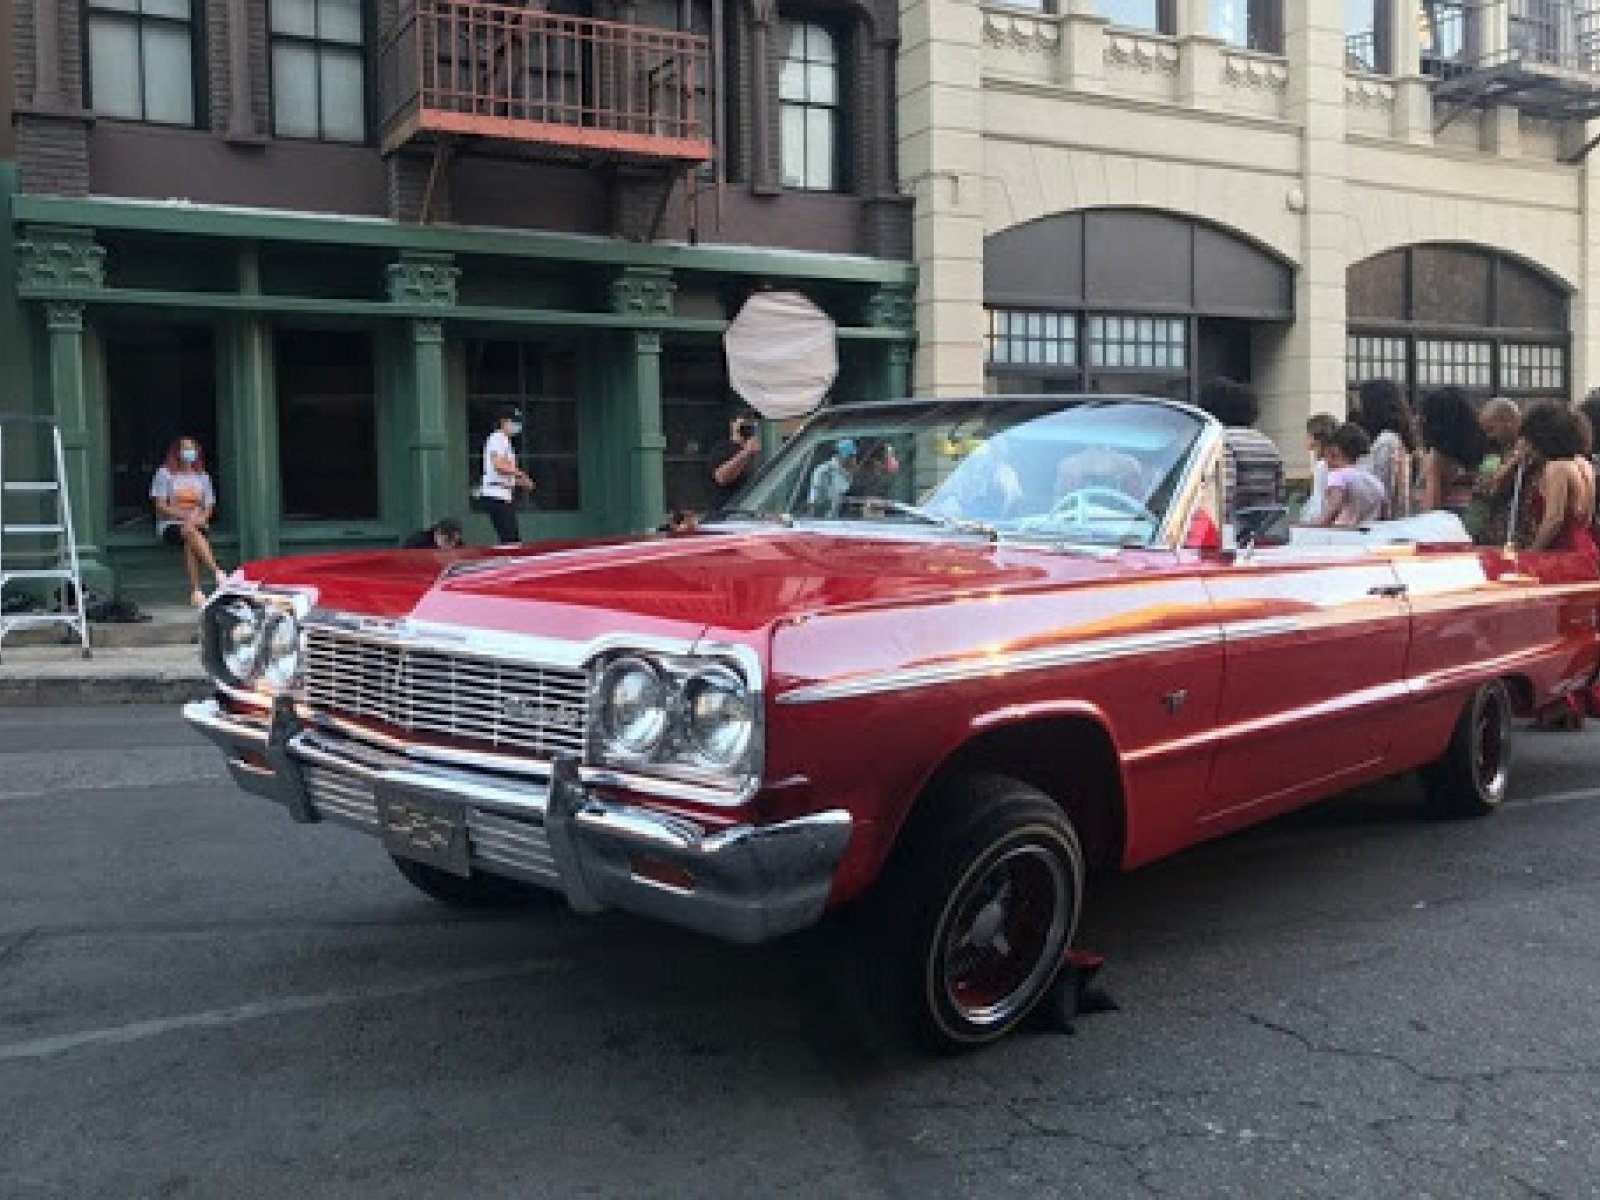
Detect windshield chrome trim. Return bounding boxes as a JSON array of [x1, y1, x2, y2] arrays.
[[776, 625, 1222, 706]]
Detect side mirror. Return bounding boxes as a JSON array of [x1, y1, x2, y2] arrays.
[[1234, 505, 1292, 549]]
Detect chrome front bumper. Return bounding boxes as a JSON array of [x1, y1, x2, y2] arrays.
[[183, 697, 851, 945]]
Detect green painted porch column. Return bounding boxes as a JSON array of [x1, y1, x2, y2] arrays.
[[387, 254, 459, 535], [44, 301, 112, 592], [609, 267, 673, 533], [227, 315, 281, 562], [866, 284, 918, 401]]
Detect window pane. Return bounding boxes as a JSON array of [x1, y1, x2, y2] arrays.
[[273, 42, 320, 137], [807, 59, 837, 106], [779, 24, 806, 100], [780, 105, 806, 188], [320, 48, 367, 142], [141, 0, 190, 18], [318, 0, 363, 43], [806, 23, 837, 64], [1210, 0, 1246, 45], [88, 0, 138, 12], [88, 18, 142, 118], [276, 330, 380, 521], [1096, 0, 1160, 31], [142, 23, 196, 125], [805, 106, 835, 190], [272, 0, 316, 37]]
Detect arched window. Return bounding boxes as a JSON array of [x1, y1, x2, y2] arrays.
[[1347, 245, 1570, 402]]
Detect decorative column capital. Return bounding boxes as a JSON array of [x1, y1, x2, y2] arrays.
[[386, 252, 461, 307], [414, 318, 446, 345], [17, 226, 105, 292], [749, 0, 777, 28], [44, 301, 85, 332], [608, 266, 676, 318], [865, 284, 916, 329]]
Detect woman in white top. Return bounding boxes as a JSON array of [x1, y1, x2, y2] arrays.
[[149, 435, 226, 607], [480, 407, 534, 544], [1354, 378, 1418, 520]]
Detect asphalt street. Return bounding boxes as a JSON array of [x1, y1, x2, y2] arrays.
[[2, 704, 1599, 1199]]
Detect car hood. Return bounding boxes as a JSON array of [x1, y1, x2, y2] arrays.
[[237, 529, 1135, 644]]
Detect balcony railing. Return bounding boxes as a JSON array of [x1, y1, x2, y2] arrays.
[[380, 0, 713, 164]]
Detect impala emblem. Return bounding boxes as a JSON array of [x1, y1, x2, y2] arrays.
[[501, 693, 587, 729]]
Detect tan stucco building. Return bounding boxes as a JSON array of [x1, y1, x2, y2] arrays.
[[899, 0, 1600, 453]]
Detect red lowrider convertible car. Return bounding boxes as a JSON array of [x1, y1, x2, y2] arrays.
[[185, 396, 1600, 1049]]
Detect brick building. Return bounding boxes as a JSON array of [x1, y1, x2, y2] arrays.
[[1, 0, 915, 599], [901, 0, 1597, 455]]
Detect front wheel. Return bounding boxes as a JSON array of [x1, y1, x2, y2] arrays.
[[1419, 680, 1513, 820], [872, 774, 1084, 1051]]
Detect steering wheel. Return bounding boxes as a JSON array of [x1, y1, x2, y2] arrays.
[[1046, 486, 1159, 527]]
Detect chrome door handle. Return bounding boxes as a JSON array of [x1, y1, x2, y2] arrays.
[[1368, 584, 1409, 598]]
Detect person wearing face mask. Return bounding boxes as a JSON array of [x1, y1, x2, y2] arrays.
[[480, 406, 535, 544], [150, 435, 226, 607]]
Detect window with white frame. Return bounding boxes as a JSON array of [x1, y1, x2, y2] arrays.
[[779, 20, 841, 192], [1346, 334, 1409, 387], [985, 309, 1078, 368], [271, 0, 367, 142], [1096, 0, 1169, 33], [1501, 343, 1566, 393], [86, 0, 198, 125], [1415, 338, 1493, 389], [1088, 315, 1187, 370]]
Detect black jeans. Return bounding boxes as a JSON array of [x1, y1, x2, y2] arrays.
[[483, 496, 520, 544]]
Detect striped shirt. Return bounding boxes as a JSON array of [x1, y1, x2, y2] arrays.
[[1220, 428, 1286, 520]]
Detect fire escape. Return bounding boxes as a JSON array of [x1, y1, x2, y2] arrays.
[[379, 0, 714, 233], [1423, 0, 1600, 158]]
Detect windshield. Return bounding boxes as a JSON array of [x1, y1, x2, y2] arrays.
[[717, 397, 1211, 548]]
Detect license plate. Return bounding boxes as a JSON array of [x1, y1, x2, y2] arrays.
[[376, 788, 470, 877]]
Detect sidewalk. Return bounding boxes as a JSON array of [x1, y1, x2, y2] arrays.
[[0, 605, 208, 706]]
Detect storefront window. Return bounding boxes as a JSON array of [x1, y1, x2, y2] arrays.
[[275, 329, 380, 521], [464, 341, 581, 512], [1347, 245, 1570, 402], [105, 324, 217, 531], [985, 309, 1078, 369], [662, 346, 733, 513], [1088, 315, 1187, 370]]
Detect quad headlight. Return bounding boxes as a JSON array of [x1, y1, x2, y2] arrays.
[[203, 590, 311, 692], [590, 652, 760, 786]]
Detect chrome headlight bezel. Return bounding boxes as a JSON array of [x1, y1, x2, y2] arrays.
[[588, 650, 762, 789], [201, 587, 314, 693]]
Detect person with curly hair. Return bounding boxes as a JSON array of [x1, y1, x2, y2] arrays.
[[149, 434, 226, 607], [1353, 378, 1418, 520], [1518, 402, 1598, 559], [1416, 387, 1490, 536]]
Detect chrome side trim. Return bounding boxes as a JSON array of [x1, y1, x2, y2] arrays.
[[776, 624, 1222, 706]]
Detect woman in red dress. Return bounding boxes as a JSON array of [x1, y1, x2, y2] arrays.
[[1520, 403, 1599, 563], [1516, 403, 1599, 727]]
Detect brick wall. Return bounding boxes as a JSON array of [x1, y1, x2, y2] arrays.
[[16, 116, 90, 195]]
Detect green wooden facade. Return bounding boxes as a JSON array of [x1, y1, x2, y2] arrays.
[[2, 190, 916, 602]]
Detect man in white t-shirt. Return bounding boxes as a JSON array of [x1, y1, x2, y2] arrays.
[[480, 407, 534, 544]]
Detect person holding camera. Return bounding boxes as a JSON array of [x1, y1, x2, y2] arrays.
[[709, 413, 761, 509]]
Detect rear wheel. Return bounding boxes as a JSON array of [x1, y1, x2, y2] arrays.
[[871, 773, 1084, 1051], [389, 855, 548, 908], [1420, 680, 1513, 820]]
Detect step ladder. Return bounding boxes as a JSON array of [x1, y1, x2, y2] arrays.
[[0, 415, 91, 662]]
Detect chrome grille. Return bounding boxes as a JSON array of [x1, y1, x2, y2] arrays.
[[302, 626, 589, 758]]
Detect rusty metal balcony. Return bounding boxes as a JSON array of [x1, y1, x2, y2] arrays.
[[380, 0, 713, 165]]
